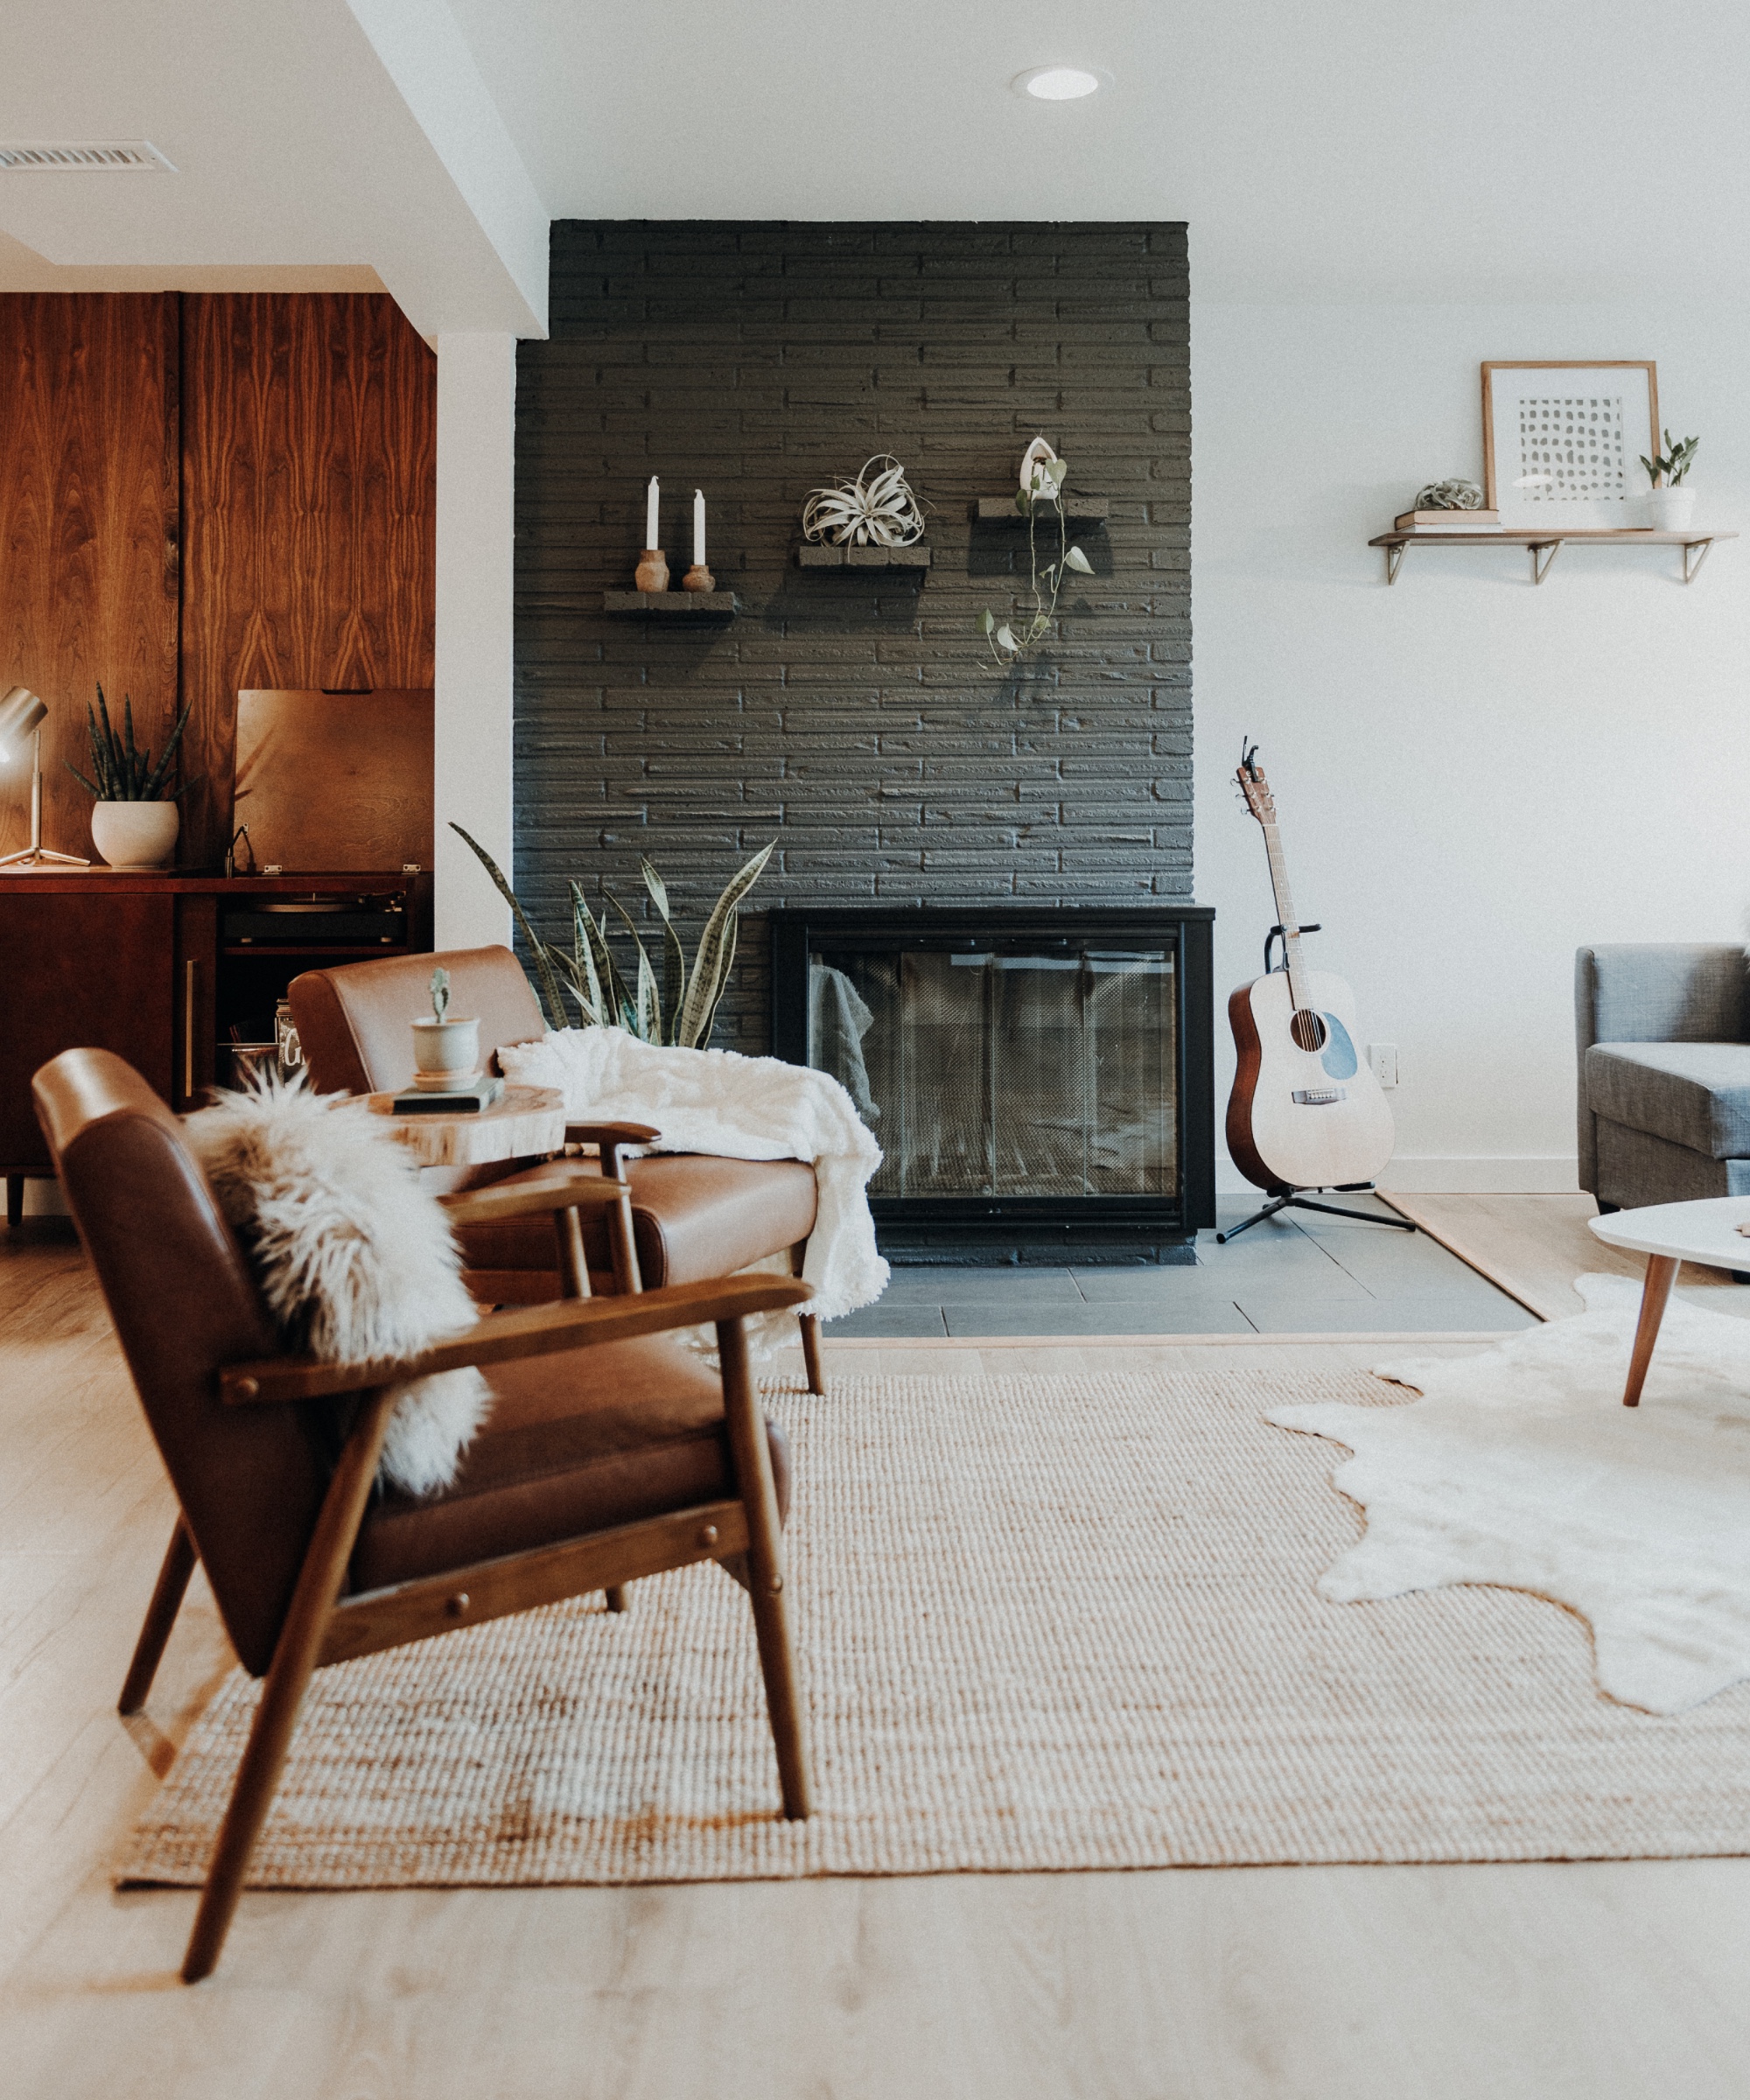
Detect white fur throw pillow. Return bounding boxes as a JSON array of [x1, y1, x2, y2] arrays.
[[183, 1075, 491, 1497]]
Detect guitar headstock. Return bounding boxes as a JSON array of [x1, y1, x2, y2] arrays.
[[1236, 738, 1276, 825]]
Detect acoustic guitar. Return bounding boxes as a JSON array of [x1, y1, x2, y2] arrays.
[[1226, 746, 1395, 1194]]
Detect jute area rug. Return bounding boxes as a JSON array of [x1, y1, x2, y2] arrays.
[[122, 1367, 1750, 1889]]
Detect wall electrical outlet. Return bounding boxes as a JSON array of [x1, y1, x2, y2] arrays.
[[1368, 1043, 1399, 1089]]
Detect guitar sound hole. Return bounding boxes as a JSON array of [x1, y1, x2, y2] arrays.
[[1290, 1009, 1327, 1053]]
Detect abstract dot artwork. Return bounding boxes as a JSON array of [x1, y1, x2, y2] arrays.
[[1512, 394, 1627, 503]]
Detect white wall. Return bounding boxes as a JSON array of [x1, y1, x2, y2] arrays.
[[1193, 301, 1750, 1192], [434, 332, 516, 951]]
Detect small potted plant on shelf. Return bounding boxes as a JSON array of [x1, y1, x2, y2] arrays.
[[1640, 429, 1700, 530], [65, 686, 196, 869]]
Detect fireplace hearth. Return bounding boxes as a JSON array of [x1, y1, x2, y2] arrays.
[[771, 907, 1214, 1263]]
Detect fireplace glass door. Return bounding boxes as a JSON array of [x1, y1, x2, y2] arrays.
[[808, 945, 1178, 1200]]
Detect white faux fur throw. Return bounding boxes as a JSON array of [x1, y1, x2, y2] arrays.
[[498, 1026, 890, 1342], [184, 1077, 490, 1498], [1270, 1273, 1750, 1714]]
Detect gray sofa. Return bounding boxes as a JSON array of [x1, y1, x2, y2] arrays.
[[1576, 944, 1750, 1210]]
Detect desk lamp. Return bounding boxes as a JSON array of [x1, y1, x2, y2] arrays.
[[0, 685, 89, 867]]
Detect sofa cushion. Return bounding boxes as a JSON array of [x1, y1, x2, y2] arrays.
[[1586, 1041, 1750, 1159], [454, 1153, 819, 1292]]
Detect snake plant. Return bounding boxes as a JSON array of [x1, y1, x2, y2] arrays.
[[450, 822, 774, 1048], [65, 684, 195, 801]]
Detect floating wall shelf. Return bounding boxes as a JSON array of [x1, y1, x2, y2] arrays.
[[795, 543, 931, 570], [1368, 527, 1738, 587], [972, 495, 1109, 526], [602, 591, 738, 616]]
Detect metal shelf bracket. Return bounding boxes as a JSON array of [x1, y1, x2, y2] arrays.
[[1530, 538, 1562, 585]]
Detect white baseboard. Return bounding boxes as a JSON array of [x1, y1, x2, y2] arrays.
[[1216, 1156, 1580, 1196]]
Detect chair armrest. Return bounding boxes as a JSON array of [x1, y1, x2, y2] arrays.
[[565, 1119, 661, 1147], [438, 1167, 626, 1228], [565, 1120, 662, 1181], [219, 1275, 813, 1406]]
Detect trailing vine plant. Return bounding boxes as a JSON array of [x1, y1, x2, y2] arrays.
[[977, 451, 1093, 666]]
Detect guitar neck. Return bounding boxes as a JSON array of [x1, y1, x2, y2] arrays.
[[1258, 816, 1312, 1011]]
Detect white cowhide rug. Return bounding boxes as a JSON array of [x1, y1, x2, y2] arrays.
[[1270, 1273, 1750, 1715]]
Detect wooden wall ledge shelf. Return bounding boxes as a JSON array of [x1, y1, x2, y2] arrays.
[[602, 591, 738, 616], [795, 543, 931, 570], [972, 495, 1109, 525], [1369, 528, 1738, 586]]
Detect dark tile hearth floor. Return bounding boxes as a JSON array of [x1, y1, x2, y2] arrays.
[[830, 1195, 1538, 1339]]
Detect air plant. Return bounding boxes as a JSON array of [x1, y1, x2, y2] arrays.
[[65, 684, 196, 802], [450, 823, 774, 1049], [801, 453, 927, 548], [978, 447, 1094, 666], [1640, 429, 1700, 487]]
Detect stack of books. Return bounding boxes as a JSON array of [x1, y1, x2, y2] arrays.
[[1393, 509, 1504, 534]]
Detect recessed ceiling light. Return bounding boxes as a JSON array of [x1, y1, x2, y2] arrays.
[[1013, 66, 1109, 102]]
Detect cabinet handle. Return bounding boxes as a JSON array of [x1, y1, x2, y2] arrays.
[[184, 958, 197, 1102]]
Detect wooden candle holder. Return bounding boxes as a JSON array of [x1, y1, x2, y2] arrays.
[[682, 564, 715, 592], [634, 549, 669, 592]]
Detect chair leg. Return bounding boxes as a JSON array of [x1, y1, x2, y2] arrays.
[[119, 1516, 198, 1715], [798, 1312, 826, 1397], [181, 1386, 399, 1984], [604, 1586, 629, 1613], [717, 1314, 812, 1820], [790, 1243, 825, 1396]]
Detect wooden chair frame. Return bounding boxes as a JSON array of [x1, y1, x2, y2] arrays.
[[462, 1117, 828, 1399], [119, 1168, 813, 1984]]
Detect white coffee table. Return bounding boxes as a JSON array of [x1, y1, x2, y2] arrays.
[[1588, 1195, 1750, 1405]]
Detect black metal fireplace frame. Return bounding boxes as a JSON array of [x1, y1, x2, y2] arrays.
[[769, 906, 1216, 1262]]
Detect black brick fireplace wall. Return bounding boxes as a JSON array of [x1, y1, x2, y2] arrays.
[[513, 219, 1191, 1054]]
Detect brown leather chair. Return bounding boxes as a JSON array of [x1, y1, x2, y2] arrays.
[[34, 1047, 812, 1984], [289, 947, 827, 1393]]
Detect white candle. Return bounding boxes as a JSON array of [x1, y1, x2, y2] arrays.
[[693, 488, 705, 565], [646, 474, 659, 549]]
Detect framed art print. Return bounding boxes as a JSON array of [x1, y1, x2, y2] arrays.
[[1482, 361, 1658, 528]]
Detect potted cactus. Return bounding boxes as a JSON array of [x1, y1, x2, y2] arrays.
[[409, 967, 481, 1088], [1640, 430, 1700, 530], [65, 686, 195, 869]]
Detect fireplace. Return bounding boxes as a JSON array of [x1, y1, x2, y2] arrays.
[[770, 908, 1214, 1262]]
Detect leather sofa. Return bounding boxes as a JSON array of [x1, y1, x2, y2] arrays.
[[1576, 943, 1750, 1210]]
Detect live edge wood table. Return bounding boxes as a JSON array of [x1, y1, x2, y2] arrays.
[[365, 1086, 568, 1168], [1588, 1196, 1750, 1405]]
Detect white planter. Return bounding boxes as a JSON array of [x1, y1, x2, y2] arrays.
[[410, 1016, 481, 1088], [1642, 486, 1698, 531], [90, 800, 179, 870]]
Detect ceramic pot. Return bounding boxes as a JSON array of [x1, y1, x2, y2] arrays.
[[90, 800, 179, 870], [410, 1015, 481, 1088], [1642, 486, 1698, 531]]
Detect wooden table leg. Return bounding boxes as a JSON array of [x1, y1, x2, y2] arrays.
[[1622, 1254, 1678, 1408]]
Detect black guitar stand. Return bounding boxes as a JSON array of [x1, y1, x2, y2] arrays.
[[1216, 1184, 1418, 1244]]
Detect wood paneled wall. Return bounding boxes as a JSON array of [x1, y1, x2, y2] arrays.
[[0, 295, 181, 863], [180, 295, 436, 864], [0, 292, 436, 870]]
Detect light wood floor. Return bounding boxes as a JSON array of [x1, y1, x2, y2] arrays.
[[4, 1212, 1749, 2099]]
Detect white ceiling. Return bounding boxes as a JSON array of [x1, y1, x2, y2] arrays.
[[0, 0, 545, 334], [4, 0, 1749, 331], [450, 0, 1750, 304]]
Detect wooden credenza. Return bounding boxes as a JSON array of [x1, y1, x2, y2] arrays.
[[0, 871, 432, 1221]]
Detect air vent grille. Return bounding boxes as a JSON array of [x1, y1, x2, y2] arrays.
[[0, 142, 176, 172]]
